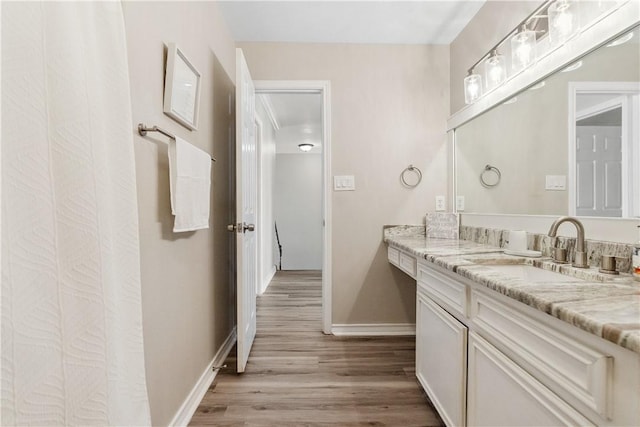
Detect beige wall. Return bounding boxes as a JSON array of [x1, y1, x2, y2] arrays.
[[239, 43, 450, 325], [449, 1, 540, 114], [122, 2, 236, 425]]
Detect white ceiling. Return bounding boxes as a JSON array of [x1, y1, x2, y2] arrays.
[[261, 93, 322, 128], [218, 1, 486, 45], [258, 93, 323, 153]]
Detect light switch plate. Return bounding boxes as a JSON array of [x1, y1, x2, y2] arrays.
[[456, 196, 465, 211], [334, 175, 355, 191], [435, 196, 446, 211], [545, 175, 566, 191]]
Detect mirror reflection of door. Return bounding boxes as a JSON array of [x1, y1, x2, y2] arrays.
[[575, 100, 623, 217], [572, 88, 640, 218]]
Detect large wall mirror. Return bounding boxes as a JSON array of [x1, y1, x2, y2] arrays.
[[455, 25, 639, 219]]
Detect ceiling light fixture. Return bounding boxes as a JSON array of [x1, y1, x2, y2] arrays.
[[298, 143, 314, 152]]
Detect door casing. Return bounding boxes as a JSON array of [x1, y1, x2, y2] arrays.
[[254, 80, 332, 335]]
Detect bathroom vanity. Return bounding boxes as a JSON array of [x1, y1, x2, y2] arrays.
[[385, 226, 640, 427]]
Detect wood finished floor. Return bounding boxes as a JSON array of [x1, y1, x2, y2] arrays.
[[190, 270, 444, 427]]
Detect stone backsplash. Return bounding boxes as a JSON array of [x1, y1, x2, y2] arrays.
[[460, 225, 634, 274]]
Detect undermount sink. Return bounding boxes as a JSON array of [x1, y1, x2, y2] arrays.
[[485, 265, 583, 282]]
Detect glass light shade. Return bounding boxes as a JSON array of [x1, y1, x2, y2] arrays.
[[464, 73, 483, 104], [298, 143, 313, 152], [484, 52, 507, 90], [548, 0, 579, 45], [511, 29, 536, 72]]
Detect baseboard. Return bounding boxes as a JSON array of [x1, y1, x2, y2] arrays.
[[169, 327, 236, 427], [259, 266, 277, 295], [331, 323, 416, 336]]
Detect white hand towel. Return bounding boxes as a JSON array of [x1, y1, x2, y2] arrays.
[[168, 137, 212, 232]]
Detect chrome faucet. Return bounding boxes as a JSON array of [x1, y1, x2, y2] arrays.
[[548, 216, 588, 268]]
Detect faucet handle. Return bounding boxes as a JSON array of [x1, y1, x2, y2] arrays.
[[599, 255, 619, 275], [552, 247, 568, 264]]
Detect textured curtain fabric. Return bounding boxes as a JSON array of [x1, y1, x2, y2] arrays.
[[1, 2, 151, 425]]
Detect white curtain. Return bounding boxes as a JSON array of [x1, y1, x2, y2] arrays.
[[2, 2, 151, 425]]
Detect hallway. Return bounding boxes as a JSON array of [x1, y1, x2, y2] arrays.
[[190, 271, 444, 426]]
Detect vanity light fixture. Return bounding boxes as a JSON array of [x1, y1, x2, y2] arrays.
[[548, 0, 579, 45], [484, 50, 507, 90], [607, 32, 634, 47], [298, 143, 314, 152], [460, 0, 595, 105], [511, 24, 537, 72], [464, 69, 483, 105]]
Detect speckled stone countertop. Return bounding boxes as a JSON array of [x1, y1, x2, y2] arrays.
[[384, 226, 640, 354]]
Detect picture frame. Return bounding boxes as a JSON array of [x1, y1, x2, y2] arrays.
[[163, 43, 201, 130]]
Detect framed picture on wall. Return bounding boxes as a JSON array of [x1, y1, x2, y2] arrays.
[[163, 43, 201, 130]]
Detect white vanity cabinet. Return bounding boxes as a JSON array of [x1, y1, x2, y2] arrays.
[[412, 259, 640, 427], [467, 332, 594, 426], [416, 284, 467, 427], [387, 245, 417, 278]]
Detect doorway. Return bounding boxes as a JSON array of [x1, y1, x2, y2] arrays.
[[254, 81, 332, 334]]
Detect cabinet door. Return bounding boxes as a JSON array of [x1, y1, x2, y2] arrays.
[[467, 332, 594, 427], [416, 290, 467, 427]]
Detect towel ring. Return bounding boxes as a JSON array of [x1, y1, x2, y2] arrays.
[[401, 165, 423, 188], [480, 164, 501, 188]]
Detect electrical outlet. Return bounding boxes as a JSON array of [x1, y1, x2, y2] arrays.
[[435, 196, 446, 211], [456, 196, 465, 211]]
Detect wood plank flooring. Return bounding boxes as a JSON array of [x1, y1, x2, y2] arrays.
[[190, 270, 444, 426]]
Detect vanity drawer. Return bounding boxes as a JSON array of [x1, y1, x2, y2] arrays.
[[470, 290, 612, 420], [417, 262, 467, 318], [399, 252, 417, 279], [388, 246, 400, 266]]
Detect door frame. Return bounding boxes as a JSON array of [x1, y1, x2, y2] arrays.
[[568, 81, 640, 217], [254, 80, 332, 334], [254, 114, 269, 296]]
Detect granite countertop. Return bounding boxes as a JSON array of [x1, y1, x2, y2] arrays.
[[384, 225, 640, 354]]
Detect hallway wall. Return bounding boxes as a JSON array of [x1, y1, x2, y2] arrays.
[[274, 153, 323, 270], [122, 2, 236, 425], [256, 102, 278, 292], [239, 42, 450, 326]]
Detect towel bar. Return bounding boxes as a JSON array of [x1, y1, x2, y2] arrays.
[[137, 123, 216, 162]]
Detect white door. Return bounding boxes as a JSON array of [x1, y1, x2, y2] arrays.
[[576, 124, 622, 217], [235, 48, 257, 373]]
